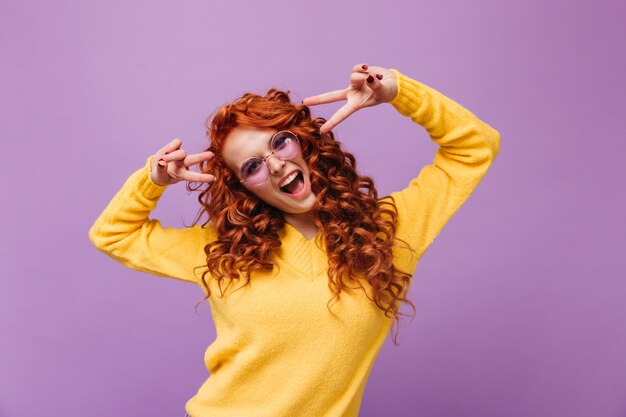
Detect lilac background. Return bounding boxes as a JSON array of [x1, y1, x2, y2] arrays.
[[2, 0, 625, 416]]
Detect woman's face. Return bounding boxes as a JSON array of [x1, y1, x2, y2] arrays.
[[221, 126, 317, 215]]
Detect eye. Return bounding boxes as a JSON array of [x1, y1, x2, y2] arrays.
[[242, 159, 262, 176], [272, 132, 293, 150]]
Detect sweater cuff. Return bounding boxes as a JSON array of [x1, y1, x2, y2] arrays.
[[388, 68, 429, 122], [141, 155, 169, 198]]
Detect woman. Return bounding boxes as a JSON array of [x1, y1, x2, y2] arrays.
[[89, 63, 500, 417]]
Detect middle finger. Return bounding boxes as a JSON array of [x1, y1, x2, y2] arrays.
[[183, 151, 214, 168], [162, 149, 187, 162]]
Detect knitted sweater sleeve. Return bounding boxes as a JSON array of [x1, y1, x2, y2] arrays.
[[88, 155, 216, 284], [386, 69, 501, 275]]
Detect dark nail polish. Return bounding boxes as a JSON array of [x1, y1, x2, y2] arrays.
[[376, 74, 383, 80], [367, 75, 374, 83], [362, 64, 368, 70]]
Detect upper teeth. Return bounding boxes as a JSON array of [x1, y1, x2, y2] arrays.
[[280, 171, 299, 187]]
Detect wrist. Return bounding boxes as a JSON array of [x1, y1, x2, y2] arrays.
[[147, 156, 169, 188], [387, 69, 402, 104]]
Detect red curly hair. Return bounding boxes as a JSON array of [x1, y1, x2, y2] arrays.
[[187, 88, 416, 344]]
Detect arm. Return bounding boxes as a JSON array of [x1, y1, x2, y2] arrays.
[[386, 69, 501, 274], [88, 156, 217, 284]]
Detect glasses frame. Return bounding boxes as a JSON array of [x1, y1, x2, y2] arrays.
[[239, 130, 301, 187]]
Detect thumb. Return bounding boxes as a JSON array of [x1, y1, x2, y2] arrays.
[[365, 73, 383, 91], [157, 158, 167, 169]]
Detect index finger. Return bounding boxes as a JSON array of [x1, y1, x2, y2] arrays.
[[302, 89, 347, 106]]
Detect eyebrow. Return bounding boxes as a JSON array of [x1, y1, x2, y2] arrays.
[[239, 132, 276, 170]]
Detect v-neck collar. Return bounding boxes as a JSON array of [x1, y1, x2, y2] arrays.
[[276, 223, 327, 278], [283, 222, 320, 243]]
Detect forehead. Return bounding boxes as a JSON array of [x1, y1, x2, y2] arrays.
[[222, 127, 276, 169]]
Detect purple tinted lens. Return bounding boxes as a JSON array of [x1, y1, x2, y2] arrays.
[[272, 131, 299, 159], [242, 159, 267, 185]]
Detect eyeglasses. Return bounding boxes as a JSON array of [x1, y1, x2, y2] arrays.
[[239, 130, 301, 186]]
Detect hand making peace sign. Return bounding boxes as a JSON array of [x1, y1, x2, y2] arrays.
[[302, 63, 399, 134], [150, 138, 216, 186]]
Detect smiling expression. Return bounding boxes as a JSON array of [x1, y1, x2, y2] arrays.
[[222, 126, 317, 215]]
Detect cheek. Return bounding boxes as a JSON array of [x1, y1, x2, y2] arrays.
[[297, 155, 312, 171], [248, 184, 278, 203]]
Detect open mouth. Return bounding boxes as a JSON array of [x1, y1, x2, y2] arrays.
[[279, 171, 305, 195]]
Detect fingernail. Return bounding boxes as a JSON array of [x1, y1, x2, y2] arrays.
[[376, 74, 383, 80], [158, 159, 166, 167], [367, 75, 374, 83], [362, 64, 368, 70]]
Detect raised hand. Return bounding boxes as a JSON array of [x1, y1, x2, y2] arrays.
[[150, 138, 216, 186], [302, 63, 399, 134]]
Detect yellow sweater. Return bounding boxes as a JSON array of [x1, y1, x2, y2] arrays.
[[89, 69, 500, 417]]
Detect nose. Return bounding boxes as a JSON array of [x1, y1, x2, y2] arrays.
[[266, 153, 286, 175]]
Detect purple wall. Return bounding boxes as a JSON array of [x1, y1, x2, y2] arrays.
[[2, 0, 625, 416]]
